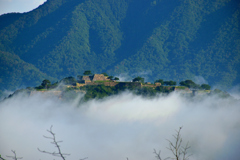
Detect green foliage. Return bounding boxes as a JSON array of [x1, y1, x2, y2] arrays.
[[155, 79, 164, 84], [175, 86, 188, 90], [135, 87, 157, 97], [114, 77, 119, 81], [80, 85, 116, 101], [49, 81, 59, 89], [41, 79, 51, 89], [83, 70, 92, 75], [108, 76, 114, 80], [0, 0, 239, 92], [180, 80, 212, 90], [156, 86, 174, 93], [132, 76, 145, 83], [163, 80, 176, 86], [60, 76, 77, 85], [211, 89, 231, 98], [102, 72, 108, 76], [36, 80, 59, 90], [201, 84, 211, 90], [79, 80, 177, 101], [114, 82, 141, 90], [4, 72, 216, 101], [180, 80, 200, 89], [0, 51, 55, 92]]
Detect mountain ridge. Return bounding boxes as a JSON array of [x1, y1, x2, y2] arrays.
[[0, 0, 239, 94]]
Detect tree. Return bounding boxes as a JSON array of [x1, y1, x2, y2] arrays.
[[163, 81, 176, 86], [169, 80, 177, 86], [0, 150, 23, 160], [163, 81, 170, 86], [132, 76, 144, 83], [154, 127, 191, 160], [61, 76, 77, 85], [38, 126, 71, 160], [108, 76, 114, 80], [38, 126, 87, 160], [211, 89, 230, 98], [83, 70, 92, 75], [201, 84, 211, 90], [1, 126, 191, 160], [155, 79, 164, 84], [102, 72, 108, 76], [114, 77, 119, 81], [6, 151, 22, 160], [180, 80, 199, 89], [41, 79, 51, 89]]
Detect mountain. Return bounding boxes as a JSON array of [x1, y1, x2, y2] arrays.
[[0, 51, 55, 95], [0, 0, 240, 94]]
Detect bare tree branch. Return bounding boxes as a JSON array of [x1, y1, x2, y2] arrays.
[[0, 155, 6, 160], [153, 149, 171, 160], [154, 127, 191, 160], [153, 149, 162, 160], [6, 150, 22, 160], [38, 125, 70, 160], [166, 127, 183, 160], [166, 127, 191, 160], [182, 142, 192, 160]]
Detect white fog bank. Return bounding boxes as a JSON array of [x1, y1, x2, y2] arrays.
[[0, 92, 240, 160]]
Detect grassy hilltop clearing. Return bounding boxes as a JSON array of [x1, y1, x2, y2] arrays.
[[0, 0, 240, 96]]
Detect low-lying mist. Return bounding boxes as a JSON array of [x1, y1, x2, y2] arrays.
[[0, 91, 240, 160]]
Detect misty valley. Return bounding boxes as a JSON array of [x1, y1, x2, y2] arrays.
[[1, 72, 240, 160], [1, 0, 240, 159]]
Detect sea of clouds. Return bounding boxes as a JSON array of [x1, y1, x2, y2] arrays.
[[0, 91, 240, 160]]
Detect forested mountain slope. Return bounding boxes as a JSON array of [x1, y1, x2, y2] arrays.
[[0, 51, 55, 93], [0, 0, 239, 93]]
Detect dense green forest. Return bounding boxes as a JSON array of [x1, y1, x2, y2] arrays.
[[0, 51, 55, 93], [0, 0, 240, 95]]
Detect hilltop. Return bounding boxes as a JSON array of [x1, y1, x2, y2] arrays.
[[5, 71, 231, 102], [0, 0, 240, 96]]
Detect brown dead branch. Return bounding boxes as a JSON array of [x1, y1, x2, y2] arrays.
[[6, 150, 22, 160], [38, 125, 70, 160], [153, 149, 162, 160], [154, 127, 191, 160]]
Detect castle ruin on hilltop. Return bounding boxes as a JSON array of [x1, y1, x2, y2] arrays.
[[76, 73, 162, 88], [79, 74, 108, 84]]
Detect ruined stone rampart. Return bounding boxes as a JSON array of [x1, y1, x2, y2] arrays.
[[154, 82, 161, 86], [82, 76, 91, 81], [76, 83, 86, 87], [103, 82, 118, 86], [141, 84, 155, 88], [92, 74, 108, 81]]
